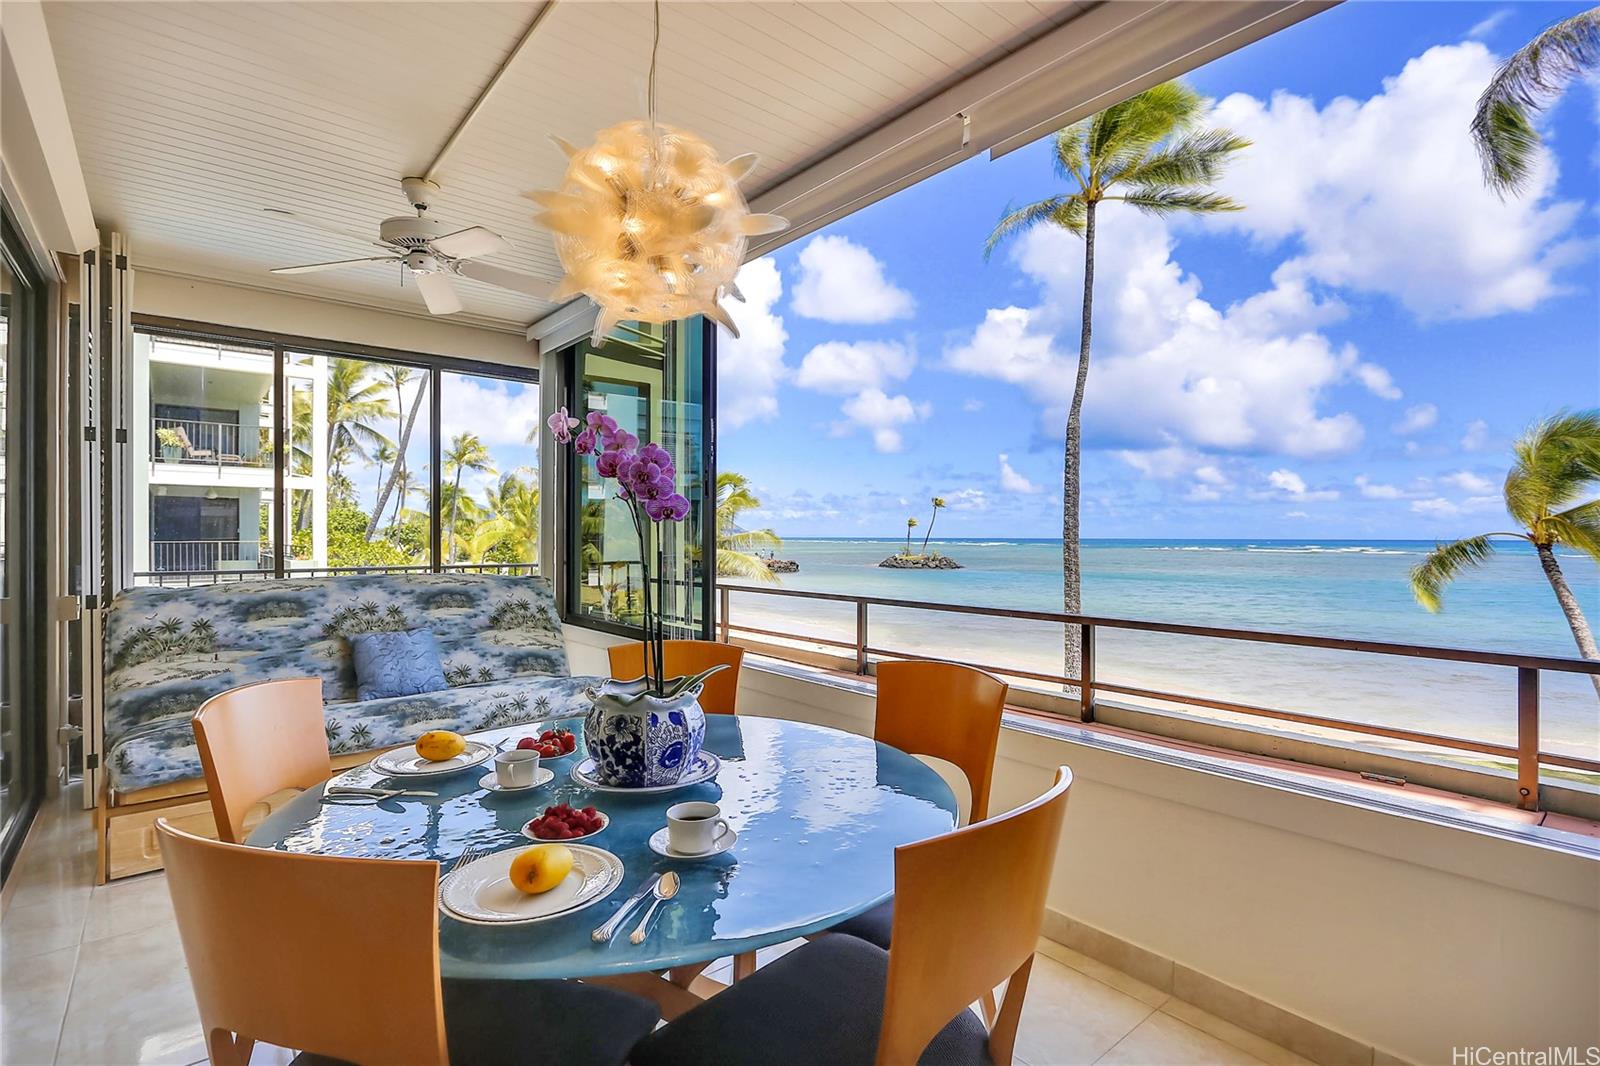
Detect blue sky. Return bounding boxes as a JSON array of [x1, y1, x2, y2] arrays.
[[715, 1, 1600, 541]]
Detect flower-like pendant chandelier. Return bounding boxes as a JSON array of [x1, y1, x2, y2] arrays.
[[530, 2, 787, 347]]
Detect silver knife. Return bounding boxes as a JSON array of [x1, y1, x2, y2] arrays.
[[593, 873, 662, 943]]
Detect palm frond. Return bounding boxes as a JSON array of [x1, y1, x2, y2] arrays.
[[1051, 123, 1091, 185], [722, 527, 782, 552], [1409, 535, 1499, 612], [1545, 498, 1600, 560], [1089, 81, 1205, 175], [716, 550, 779, 583], [1506, 409, 1600, 525], [984, 196, 1076, 259], [1471, 9, 1600, 195], [1114, 189, 1244, 216], [1111, 129, 1252, 189]]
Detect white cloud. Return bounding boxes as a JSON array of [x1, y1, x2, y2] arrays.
[[834, 389, 929, 453], [1394, 403, 1439, 434], [795, 340, 914, 395], [1443, 469, 1496, 494], [1411, 495, 1501, 519], [1461, 419, 1490, 451], [1285, 510, 1310, 519], [944, 488, 989, 511], [791, 236, 914, 323], [440, 375, 538, 447], [998, 453, 1041, 494], [1267, 468, 1339, 501], [1355, 474, 1405, 499], [717, 258, 787, 429], [1210, 42, 1589, 320], [1354, 363, 1403, 400], [1466, 9, 1511, 39], [962, 398, 985, 412], [947, 219, 1371, 458]]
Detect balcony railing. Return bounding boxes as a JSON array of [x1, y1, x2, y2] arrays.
[[152, 417, 266, 466], [149, 539, 270, 573], [715, 583, 1600, 813], [132, 561, 539, 587]]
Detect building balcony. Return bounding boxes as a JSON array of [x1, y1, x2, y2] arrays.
[[147, 538, 271, 574], [151, 417, 268, 468]]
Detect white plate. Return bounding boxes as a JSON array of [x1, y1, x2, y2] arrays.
[[570, 751, 721, 794], [371, 740, 494, 779], [440, 844, 623, 925], [648, 824, 738, 860], [521, 809, 609, 843], [478, 767, 555, 793]]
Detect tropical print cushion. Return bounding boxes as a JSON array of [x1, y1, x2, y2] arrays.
[[351, 628, 448, 700], [103, 573, 589, 793]]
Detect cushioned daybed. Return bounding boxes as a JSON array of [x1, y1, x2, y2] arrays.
[[97, 572, 599, 879]]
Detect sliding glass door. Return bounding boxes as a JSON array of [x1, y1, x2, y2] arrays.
[[1, 204, 48, 878]]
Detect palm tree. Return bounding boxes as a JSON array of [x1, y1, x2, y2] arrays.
[[1471, 8, 1600, 196], [904, 517, 918, 556], [443, 432, 495, 562], [1410, 410, 1600, 698], [325, 358, 394, 483], [370, 441, 397, 500], [985, 80, 1249, 687], [920, 496, 947, 555], [715, 472, 782, 582], [368, 366, 425, 538], [470, 469, 541, 563]]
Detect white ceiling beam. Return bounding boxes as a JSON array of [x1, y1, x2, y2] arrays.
[[1, 0, 97, 254]]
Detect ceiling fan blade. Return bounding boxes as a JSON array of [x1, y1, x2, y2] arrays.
[[430, 225, 510, 260], [262, 208, 386, 249], [414, 271, 463, 315], [454, 259, 555, 300], [271, 256, 398, 275]]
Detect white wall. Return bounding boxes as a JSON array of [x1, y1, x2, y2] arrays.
[[563, 626, 1600, 1064], [133, 271, 537, 370]]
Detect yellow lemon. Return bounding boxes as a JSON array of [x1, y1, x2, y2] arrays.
[[414, 730, 466, 762], [508, 845, 574, 895]]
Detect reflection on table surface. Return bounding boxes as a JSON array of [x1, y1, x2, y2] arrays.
[[248, 714, 957, 980]]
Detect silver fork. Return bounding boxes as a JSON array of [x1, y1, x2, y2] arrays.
[[439, 845, 485, 902]]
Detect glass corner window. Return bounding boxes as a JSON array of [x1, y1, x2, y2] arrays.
[[564, 319, 712, 638]]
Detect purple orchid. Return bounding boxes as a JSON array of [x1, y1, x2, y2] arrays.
[[549, 407, 694, 695], [547, 407, 580, 444]]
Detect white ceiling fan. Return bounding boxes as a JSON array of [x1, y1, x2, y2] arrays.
[[264, 177, 555, 315]]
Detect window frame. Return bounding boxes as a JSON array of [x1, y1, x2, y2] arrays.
[[128, 314, 538, 583]]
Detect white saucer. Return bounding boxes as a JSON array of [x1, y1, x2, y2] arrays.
[[648, 824, 738, 860], [439, 845, 623, 925], [371, 740, 494, 779], [478, 767, 555, 792]]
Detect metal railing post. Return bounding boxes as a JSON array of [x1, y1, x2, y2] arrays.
[[1516, 667, 1540, 811], [718, 586, 730, 644], [1079, 622, 1095, 722], [856, 601, 869, 675]]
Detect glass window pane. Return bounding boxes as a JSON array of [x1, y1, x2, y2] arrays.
[[439, 371, 540, 573], [285, 353, 432, 574], [134, 332, 275, 584], [568, 320, 708, 634]]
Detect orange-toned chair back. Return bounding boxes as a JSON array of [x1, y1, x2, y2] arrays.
[[193, 678, 332, 843], [877, 767, 1073, 1066], [873, 660, 1007, 821], [156, 820, 447, 1066], [607, 640, 745, 715]]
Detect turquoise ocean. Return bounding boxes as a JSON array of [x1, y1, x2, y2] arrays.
[[721, 539, 1600, 764]]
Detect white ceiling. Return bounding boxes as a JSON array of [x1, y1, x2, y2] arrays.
[[44, 1, 1085, 331]]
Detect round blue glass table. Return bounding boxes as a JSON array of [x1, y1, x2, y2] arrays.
[[248, 715, 956, 983]]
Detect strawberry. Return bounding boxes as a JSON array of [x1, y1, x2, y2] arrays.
[[559, 732, 577, 754], [516, 736, 537, 750]]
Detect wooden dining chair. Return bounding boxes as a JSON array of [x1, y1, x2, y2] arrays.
[[157, 820, 660, 1066], [607, 639, 745, 715], [629, 767, 1074, 1066], [193, 677, 332, 844], [829, 659, 1008, 951]]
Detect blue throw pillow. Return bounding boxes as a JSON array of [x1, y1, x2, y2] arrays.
[[350, 628, 448, 701]]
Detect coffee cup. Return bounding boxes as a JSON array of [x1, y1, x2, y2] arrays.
[[494, 749, 539, 788], [666, 801, 731, 855]]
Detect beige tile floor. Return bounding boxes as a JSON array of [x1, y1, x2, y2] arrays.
[[3, 786, 1310, 1066]]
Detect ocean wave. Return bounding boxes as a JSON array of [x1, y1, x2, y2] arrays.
[[1244, 546, 1411, 555]]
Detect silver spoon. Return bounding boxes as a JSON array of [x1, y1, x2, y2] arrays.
[[628, 871, 680, 944]]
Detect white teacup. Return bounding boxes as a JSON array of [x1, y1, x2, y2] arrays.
[[494, 749, 539, 788], [666, 801, 731, 855]]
